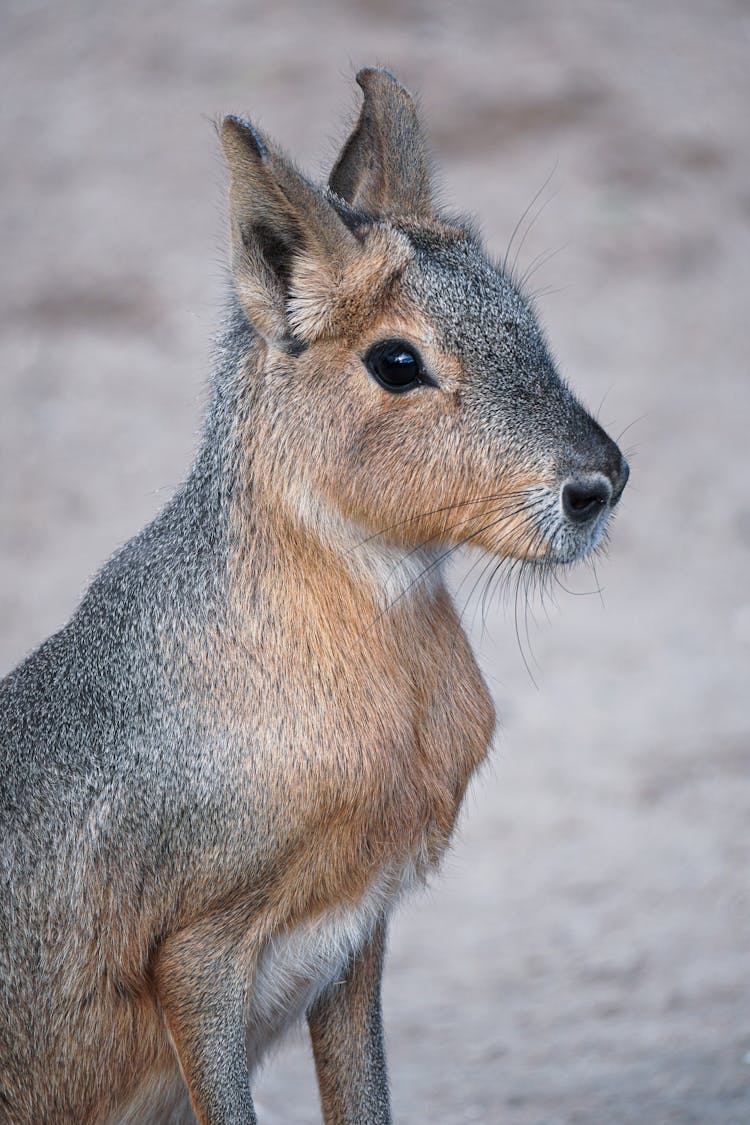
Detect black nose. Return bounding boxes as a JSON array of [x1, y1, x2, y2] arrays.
[[561, 476, 612, 524]]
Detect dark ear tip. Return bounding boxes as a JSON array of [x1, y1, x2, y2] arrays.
[[221, 115, 268, 160], [356, 67, 412, 101]]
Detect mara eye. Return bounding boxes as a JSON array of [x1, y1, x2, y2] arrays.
[[363, 340, 434, 394]]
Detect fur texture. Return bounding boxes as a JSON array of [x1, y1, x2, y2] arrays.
[[0, 69, 627, 1124]]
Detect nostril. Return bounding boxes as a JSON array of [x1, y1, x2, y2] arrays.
[[562, 478, 612, 524]]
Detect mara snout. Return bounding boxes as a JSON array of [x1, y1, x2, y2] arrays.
[[443, 367, 630, 567], [528, 421, 630, 565], [555, 421, 630, 560]]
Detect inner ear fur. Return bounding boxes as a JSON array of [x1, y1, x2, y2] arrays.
[[221, 115, 358, 345], [329, 68, 433, 220]]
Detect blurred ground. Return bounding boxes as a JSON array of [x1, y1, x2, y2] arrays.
[[1, 1, 749, 1121]]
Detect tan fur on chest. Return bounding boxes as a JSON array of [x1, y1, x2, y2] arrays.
[[214, 531, 496, 929]]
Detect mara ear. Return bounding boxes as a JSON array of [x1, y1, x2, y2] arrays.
[[329, 68, 433, 220], [220, 115, 358, 346]]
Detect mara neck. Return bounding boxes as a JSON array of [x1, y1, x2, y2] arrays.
[[224, 482, 448, 644]]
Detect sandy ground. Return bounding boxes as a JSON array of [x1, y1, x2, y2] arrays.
[[1, 1, 749, 1121]]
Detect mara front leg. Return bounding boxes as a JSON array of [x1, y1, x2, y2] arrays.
[[307, 919, 391, 1125], [153, 919, 257, 1125]]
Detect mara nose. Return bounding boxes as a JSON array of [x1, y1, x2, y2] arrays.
[[562, 454, 629, 524]]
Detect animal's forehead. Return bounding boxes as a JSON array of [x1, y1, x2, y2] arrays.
[[398, 232, 545, 367]]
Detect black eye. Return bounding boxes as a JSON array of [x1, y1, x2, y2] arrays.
[[363, 340, 433, 394]]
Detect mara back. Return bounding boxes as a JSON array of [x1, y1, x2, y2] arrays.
[[0, 69, 628, 1125]]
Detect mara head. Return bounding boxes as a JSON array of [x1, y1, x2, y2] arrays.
[[219, 68, 628, 584]]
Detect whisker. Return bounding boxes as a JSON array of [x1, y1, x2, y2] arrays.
[[346, 488, 544, 554], [472, 503, 554, 679], [551, 570, 603, 597], [453, 548, 500, 640], [378, 493, 550, 595], [502, 160, 559, 277], [516, 234, 567, 293], [362, 480, 615, 691], [617, 414, 648, 444], [512, 559, 538, 689], [596, 383, 615, 421], [522, 563, 540, 670], [369, 497, 552, 633], [511, 190, 561, 283], [524, 283, 569, 303], [590, 558, 606, 609]]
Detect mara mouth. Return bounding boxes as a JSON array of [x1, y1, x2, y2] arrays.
[[477, 484, 615, 568]]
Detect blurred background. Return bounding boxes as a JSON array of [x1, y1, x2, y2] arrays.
[[1, 1, 749, 1121]]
